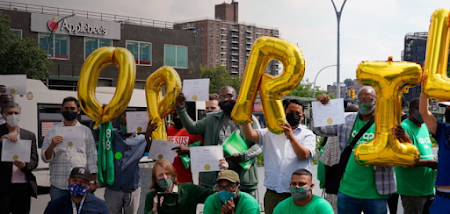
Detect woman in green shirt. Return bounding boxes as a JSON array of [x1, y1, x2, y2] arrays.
[[144, 159, 228, 214]]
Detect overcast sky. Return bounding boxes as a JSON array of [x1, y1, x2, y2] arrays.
[[10, 0, 450, 90]]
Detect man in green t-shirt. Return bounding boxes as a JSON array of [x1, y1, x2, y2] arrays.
[[314, 86, 405, 213], [395, 98, 437, 213], [273, 169, 333, 214], [203, 170, 260, 214]]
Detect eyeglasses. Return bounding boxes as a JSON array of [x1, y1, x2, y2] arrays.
[[213, 184, 239, 191], [357, 97, 375, 104], [219, 94, 234, 100]]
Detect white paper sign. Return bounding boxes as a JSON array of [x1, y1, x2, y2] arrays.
[[0, 74, 27, 95], [1, 139, 32, 162], [190, 145, 224, 172], [55, 127, 84, 148], [126, 111, 149, 133], [312, 98, 345, 127], [148, 140, 178, 162], [182, 79, 210, 101]]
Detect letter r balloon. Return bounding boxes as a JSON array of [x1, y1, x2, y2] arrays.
[[354, 57, 420, 166], [231, 37, 305, 134], [145, 66, 182, 141], [422, 9, 450, 100]]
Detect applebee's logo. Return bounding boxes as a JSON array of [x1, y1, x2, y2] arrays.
[[47, 18, 59, 31]]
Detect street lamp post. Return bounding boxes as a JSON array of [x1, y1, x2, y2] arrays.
[[330, 0, 347, 98], [312, 65, 337, 98], [46, 13, 75, 86]]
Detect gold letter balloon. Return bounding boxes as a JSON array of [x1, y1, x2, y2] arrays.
[[422, 9, 450, 100], [231, 37, 305, 134], [78, 47, 136, 128], [145, 66, 182, 141], [354, 57, 421, 166]]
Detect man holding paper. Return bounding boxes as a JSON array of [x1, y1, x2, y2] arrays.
[[242, 99, 316, 214], [176, 86, 261, 195], [91, 113, 157, 214], [0, 102, 38, 213], [42, 97, 98, 200]]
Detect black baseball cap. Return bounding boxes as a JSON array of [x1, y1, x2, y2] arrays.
[[70, 167, 91, 181]]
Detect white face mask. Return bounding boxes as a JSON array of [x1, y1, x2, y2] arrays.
[[5, 114, 20, 127]]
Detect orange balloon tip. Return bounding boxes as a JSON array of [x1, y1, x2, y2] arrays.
[[388, 56, 393, 62]]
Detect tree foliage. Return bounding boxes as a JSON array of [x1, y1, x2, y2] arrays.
[[0, 13, 52, 80], [200, 64, 242, 94], [287, 78, 331, 98]]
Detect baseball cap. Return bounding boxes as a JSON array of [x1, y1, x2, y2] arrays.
[[70, 167, 91, 181], [216, 170, 240, 183]]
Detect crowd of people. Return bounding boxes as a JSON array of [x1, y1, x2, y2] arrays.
[[0, 83, 449, 214]]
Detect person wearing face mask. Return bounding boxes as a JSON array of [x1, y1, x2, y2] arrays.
[[0, 102, 38, 214], [394, 98, 437, 214], [0, 94, 14, 125], [166, 109, 203, 183], [314, 86, 405, 214], [175, 86, 262, 195], [90, 114, 157, 214], [42, 96, 98, 200], [273, 169, 333, 214], [144, 159, 228, 214], [243, 99, 316, 214], [44, 167, 109, 214], [203, 170, 260, 214]]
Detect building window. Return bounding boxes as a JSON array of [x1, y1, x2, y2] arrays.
[[216, 28, 219, 32], [126, 41, 152, 65], [241, 26, 244, 29], [216, 40, 220, 44], [210, 33, 213, 38], [209, 39, 213, 44], [39, 33, 69, 59], [164, 45, 188, 68], [85, 37, 112, 59], [11, 29, 22, 38], [216, 34, 220, 38], [209, 27, 213, 31], [209, 21, 213, 24], [216, 46, 220, 50], [209, 46, 213, 50]]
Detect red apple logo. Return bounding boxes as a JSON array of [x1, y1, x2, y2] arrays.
[[47, 18, 59, 31]]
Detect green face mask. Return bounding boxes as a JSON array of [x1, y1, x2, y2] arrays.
[[120, 126, 128, 135]]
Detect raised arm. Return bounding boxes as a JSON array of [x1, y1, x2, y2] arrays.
[[419, 93, 437, 135]]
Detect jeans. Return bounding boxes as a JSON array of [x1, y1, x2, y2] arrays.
[[49, 185, 69, 201], [337, 191, 387, 214]]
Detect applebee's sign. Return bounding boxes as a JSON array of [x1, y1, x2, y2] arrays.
[[31, 13, 120, 40], [48, 18, 107, 35]]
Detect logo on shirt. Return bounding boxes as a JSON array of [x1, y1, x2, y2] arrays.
[[351, 130, 374, 141], [418, 137, 431, 148], [168, 136, 189, 146]]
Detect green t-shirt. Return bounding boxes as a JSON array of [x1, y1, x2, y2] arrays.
[[273, 195, 334, 214], [394, 119, 435, 196], [203, 191, 260, 214], [144, 183, 215, 214], [339, 117, 389, 199]]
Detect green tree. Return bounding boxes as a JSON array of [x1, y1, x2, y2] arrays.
[[0, 13, 52, 80], [200, 64, 241, 94], [287, 78, 331, 98]]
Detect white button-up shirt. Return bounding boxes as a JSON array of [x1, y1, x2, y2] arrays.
[[41, 121, 97, 190], [256, 126, 316, 193]]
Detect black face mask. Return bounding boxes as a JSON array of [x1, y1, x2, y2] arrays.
[[286, 113, 301, 127], [62, 111, 78, 121], [219, 101, 236, 114], [173, 118, 183, 129]]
